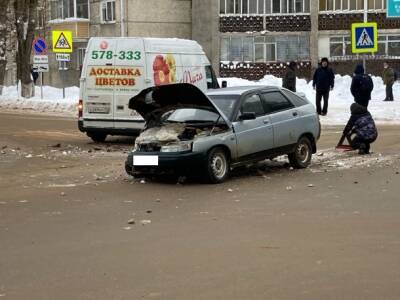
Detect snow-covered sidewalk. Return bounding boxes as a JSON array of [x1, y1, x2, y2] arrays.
[[0, 74, 399, 125], [0, 85, 79, 116]]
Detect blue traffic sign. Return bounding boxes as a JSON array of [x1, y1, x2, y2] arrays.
[[387, 0, 400, 18], [351, 22, 378, 54], [32, 37, 48, 55]]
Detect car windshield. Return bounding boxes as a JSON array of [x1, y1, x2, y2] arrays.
[[162, 108, 222, 124], [207, 95, 238, 119]]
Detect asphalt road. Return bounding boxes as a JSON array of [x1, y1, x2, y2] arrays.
[[1, 112, 400, 300]]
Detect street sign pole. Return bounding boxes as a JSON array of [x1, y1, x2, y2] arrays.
[[363, 0, 367, 73], [40, 73, 43, 100]]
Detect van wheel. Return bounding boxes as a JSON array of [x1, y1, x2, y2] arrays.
[[205, 147, 229, 184], [87, 132, 107, 143], [288, 136, 312, 169]]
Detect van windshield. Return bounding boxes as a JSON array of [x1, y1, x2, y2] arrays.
[[205, 66, 220, 89]]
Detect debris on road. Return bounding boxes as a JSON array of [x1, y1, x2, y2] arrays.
[[286, 186, 293, 191], [227, 188, 233, 192], [140, 220, 152, 225], [60, 192, 66, 196], [307, 184, 314, 188], [123, 226, 132, 230], [146, 210, 152, 214], [127, 218, 136, 225]]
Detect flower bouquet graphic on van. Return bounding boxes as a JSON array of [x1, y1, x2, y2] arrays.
[[153, 54, 176, 86]]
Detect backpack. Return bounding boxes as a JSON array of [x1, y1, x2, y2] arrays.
[[359, 74, 373, 95]]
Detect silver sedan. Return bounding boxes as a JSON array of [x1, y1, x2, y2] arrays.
[[126, 84, 320, 183]]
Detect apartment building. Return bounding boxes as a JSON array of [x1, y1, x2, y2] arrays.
[[219, 0, 400, 79]]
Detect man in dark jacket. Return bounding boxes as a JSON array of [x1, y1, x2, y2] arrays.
[[338, 103, 378, 155], [312, 57, 335, 115], [282, 61, 297, 92], [350, 64, 373, 107], [382, 61, 395, 101]]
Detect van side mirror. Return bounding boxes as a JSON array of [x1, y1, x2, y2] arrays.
[[238, 112, 256, 121], [221, 80, 227, 88]]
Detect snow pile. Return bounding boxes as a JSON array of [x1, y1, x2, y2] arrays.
[[0, 85, 79, 115], [219, 75, 400, 125]]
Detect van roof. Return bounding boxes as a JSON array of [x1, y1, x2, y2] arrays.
[[88, 37, 205, 55]]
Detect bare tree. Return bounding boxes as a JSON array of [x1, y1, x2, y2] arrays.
[[0, 0, 9, 95], [14, 0, 38, 98]]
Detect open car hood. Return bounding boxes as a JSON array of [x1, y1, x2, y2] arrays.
[[128, 83, 231, 126]]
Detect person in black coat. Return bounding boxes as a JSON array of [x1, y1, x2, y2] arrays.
[[338, 103, 378, 155], [350, 64, 373, 107], [312, 57, 335, 115], [282, 61, 297, 92]]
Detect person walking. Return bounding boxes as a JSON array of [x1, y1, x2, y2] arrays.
[[382, 61, 395, 101], [282, 61, 297, 92], [338, 103, 378, 155], [350, 64, 373, 107], [312, 57, 335, 115]]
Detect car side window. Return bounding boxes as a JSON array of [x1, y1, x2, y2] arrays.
[[239, 94, 265, 117], [261, 91, 294, 113]]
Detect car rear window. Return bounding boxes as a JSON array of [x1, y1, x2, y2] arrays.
[[282, 90, 309, 107]]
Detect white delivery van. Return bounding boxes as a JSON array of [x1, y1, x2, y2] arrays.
[[78, 37, 219, 142]]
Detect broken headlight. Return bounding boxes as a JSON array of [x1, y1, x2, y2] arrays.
[[161, 141, 192, 153]]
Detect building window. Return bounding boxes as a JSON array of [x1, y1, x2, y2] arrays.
[[329, 36, 351, 57], [50, 0, 89, 20], [329, 34, 400, 58], [101, 0, 116, 23], [220, 0, 310, 14], [58, 61, 69, 71], [319, 0, 385, 11], [77, 48, 86, 70], [220, 35, 310, 62]]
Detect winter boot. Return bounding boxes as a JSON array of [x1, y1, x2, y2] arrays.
[[358, 143, 367, 155]]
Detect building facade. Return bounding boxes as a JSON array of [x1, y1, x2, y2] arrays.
[[219, 0, 400, 80], [4, 0, 400, 87]]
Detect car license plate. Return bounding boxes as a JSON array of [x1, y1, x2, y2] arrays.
[[88, 104, 110, 114], [133, 155, 159, 166]]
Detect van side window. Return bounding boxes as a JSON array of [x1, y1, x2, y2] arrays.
[[261, 91, 294, 113], [239, 94, 265, 117], [205, 66, 220, 89]]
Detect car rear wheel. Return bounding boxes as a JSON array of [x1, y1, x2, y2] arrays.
[[206, 148, 229, 184], [288, 136, 312, 169], [87, 132, 107, 143]]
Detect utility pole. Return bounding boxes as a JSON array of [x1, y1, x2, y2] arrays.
[[363, 0, 367, 73]]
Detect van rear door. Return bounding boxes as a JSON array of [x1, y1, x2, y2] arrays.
[[83, 39, 118, 129], [113, 38, 146, 130]]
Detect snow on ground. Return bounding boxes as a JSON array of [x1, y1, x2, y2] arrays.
[[0, 85, 79, 115], [219, 75, 400, 125], [0, 74, 399, 124]]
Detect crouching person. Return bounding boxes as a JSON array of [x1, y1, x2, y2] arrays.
[[341, 103, 378, 154]]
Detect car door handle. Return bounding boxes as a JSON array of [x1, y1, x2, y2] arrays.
[[263, 119, 269, 124], [292, 111, 298, 117]]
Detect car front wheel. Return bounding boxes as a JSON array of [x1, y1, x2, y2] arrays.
[[205, 147, 229, 183], [288, 136, 312, 169]]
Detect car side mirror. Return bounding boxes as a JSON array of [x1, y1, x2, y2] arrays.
[[221, 80, 227, 88], [239, 112, 256, 121]]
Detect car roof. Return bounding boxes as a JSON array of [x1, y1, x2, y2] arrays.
[[206, 85, 280, 96]]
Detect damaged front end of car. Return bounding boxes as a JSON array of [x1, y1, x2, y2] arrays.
[[125, 84, 232, 178]]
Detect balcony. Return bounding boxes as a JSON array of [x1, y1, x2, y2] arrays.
[[49, 0, 90, 39]]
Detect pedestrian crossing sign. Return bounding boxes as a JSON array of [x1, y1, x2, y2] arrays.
[[52, 31, 73, 53], [351, 22, 378, 54]]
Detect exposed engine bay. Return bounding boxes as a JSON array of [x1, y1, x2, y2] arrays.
[[134, 120, 229, 153]]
